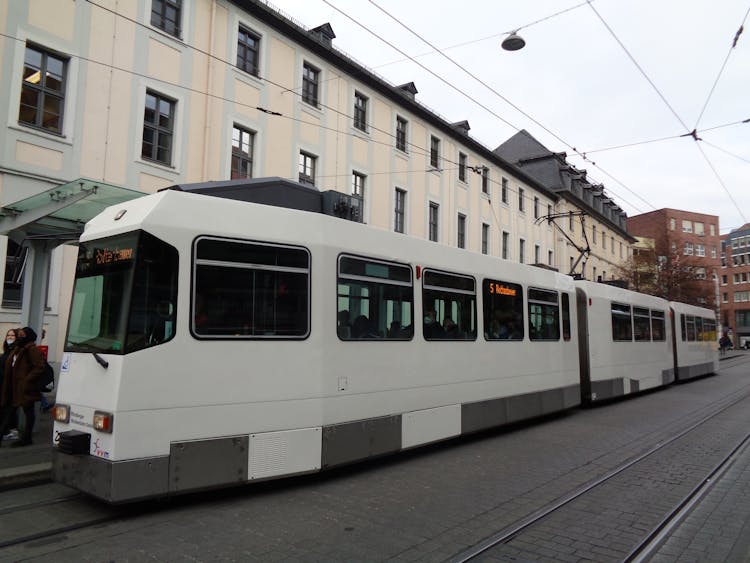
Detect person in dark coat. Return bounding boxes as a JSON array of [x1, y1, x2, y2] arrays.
[[0, 326, 45, 447], [0, 328, 19, 440]]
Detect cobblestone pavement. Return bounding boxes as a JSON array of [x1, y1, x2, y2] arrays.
[[1, 355, 749, 562]]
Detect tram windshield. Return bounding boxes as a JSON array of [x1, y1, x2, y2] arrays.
[[65, 230, 178, 354]]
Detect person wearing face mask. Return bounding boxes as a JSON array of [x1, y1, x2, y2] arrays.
[[0, 328, 20, 441], [0, 326, 45, 447]]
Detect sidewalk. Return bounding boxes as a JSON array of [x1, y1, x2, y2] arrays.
[[0, 405, 54, 489]]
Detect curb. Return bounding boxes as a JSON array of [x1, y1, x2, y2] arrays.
[[0, 462, 53, 491]]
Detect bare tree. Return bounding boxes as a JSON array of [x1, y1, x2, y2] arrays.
[[616, 233, 715, 306]]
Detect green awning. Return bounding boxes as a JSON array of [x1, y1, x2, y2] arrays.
[[0, 178, 145, 242]]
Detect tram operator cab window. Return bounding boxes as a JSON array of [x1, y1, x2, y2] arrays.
[[422, 269, 476, 340], [337, 255, 413, 340], [527, 288, 560, 341], [192, 238, 309, 338], [483, 279, 523, 340], [66, 231, 179, 354]]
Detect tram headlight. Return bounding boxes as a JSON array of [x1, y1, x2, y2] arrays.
[[93, 410, 114, 433], [53, 404, 70, 423]]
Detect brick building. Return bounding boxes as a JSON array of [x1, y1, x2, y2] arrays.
[[720, 223, 750, 348], [627, 209, 721, 308]]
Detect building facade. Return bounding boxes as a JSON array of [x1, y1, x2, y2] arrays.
[[494, 130, 635, 282], [627, 208, 721, 308], [1, 0, 631, 359], [720, 223, 750, 348]]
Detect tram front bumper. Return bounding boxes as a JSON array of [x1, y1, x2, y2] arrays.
[[53, 447, 169, 504]]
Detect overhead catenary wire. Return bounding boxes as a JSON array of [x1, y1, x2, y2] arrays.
[[586, 0, 747, 225], [692, 4, 750, 130], [350, 0, 658, 213]]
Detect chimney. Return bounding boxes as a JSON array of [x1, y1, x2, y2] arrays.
[[397, 82, 418, 100]]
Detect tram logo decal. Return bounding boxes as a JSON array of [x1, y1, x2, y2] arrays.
[[92, 438, 111, 459]]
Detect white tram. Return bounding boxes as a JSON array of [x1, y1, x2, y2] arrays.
[[670, 301, 719, 380], [53, 185, 582, 503]]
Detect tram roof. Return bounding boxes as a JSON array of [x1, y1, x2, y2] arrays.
[[165, 177, 323, 214]]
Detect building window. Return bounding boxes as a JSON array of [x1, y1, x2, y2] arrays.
[[519, 239, 525, 264], [430, 136, 440, 168], [696, 243, 705, 257], [593, 266, 597, 281], [458, 152, 467, 182], [602, 230, 606, 248], [302, 62, 319, 106], [352, 171, 365, 199], [592, 226, 597, 244], [429, 202, 439, 242], [142, 91, 175, 165], [682, 220, 693, 233], [534, 244, 540, 264], [548, 250, 553, 266], [722, 275, 728, 285], [231, 125, 254, 179], [670, 218, 676, 230], [457, 214, 466, 249], [18, 44, 67, 134], [354, 91, 368, 131], [684, 242, 694, 255], [502, 231, 510, 260], [534, 197, 539, 219], [620, 242, 624, 258], [518, 188, 525, 212], [694, 222, 705, 236], [394, 188, 406, 233], [569, 213, 575, 231], [611, 236, 615, 254], [481, 223, 489, 254], [237, 26, 260, 76], [570, 256, 574, 273], [396, 116, 408, 152], [298, 151, 316, 185], [547, 204, 552, 219], [710, 224, 716, 236], [711, 246, 717, 258], [151, 0, 181, 37], [723, 292, 728, 303], [482, 167, 490, 194], [501, 177, 509, 204]]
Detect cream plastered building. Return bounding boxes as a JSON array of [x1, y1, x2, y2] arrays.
[[0, 0, 631, 360]]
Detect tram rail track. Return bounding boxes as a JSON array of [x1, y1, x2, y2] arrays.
[[451, 370, 750, 562]]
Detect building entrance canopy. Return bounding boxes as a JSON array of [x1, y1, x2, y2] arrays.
[[0, 178, 144, 336]]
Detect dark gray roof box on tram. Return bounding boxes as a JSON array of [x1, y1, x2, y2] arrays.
[[164, 177, 363, 222]]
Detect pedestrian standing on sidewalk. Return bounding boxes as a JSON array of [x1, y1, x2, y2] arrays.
[[0, 328, 20, 441], [0, 326, 45, 447]]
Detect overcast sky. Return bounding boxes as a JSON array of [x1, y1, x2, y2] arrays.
[[268, 0, 749, 233]]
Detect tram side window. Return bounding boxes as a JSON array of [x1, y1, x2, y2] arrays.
[[337, 255, 413, 340], [681, 314, 687, 341], [528, 288, 560, 341], [685, 315, 697, 341], [483, 279, 523, 340], [695, 317, 704, 341], [561, 293, 571, 341], [192, 238, 309, 338], [423, 270, 476, 340], [651, 310, 666, 341], [611, 303, 632, 341], [633, 307, 651, 341]]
